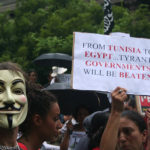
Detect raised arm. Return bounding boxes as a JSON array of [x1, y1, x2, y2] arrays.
[[100, 87, 127, 150]]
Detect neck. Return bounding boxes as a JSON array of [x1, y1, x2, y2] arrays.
[[18, 131, 43, 150], [0, 127, 18, 146], [74, 124, 85, 131]]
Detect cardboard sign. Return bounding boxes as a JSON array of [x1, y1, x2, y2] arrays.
[[136, 96, 150, 115], [72, 32, 150, 95]]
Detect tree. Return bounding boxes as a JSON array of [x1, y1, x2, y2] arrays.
[[112, 4, 150, 38]]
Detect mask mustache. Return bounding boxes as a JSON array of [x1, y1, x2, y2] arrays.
[[0, 104, 21, 111]]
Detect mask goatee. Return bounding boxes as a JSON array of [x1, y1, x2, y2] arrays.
[[7, 114, 13, 129]]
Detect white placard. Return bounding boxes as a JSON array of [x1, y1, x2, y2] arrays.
[[110, 32, 130, 37], [72, 32, 150, 95]]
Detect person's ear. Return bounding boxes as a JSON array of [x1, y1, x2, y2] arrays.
[[142, 129, 147, 143], [33, 114, 43, 126]]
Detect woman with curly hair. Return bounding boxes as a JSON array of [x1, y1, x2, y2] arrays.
[[18, 83, 62, 150]]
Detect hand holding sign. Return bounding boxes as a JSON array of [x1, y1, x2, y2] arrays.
[[111, 87, 127, 113]]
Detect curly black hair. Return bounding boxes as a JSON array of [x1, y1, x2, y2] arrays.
[[19, 83, 57, 135]]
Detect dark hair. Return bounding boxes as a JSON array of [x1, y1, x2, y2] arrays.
[[73, 105, 92, 121], [28, 69, 37, 76], [121, 110, 146, 133], [128, 99, 136, 108], [88, 112, 109, 150], [0, 62, 27, 80], [90, 112, 109, 135], [19, 83, 57, 135]]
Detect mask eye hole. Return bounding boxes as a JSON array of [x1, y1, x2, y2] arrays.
[[0, 88, 4, 94], [13, 89, 24, 95]]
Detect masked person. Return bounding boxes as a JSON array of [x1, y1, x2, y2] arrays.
[[0, 62, 28, 150]]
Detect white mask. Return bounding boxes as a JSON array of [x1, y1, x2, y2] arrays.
[[0, 70, 28, 128]]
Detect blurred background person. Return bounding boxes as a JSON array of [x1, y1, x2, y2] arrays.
[[28, 69, 38, 83], [124, 95, 137, 112], [75, 109, 109, 150], [88, 112, 109, 150], [43, 66, 67, 88], [60, 105, 92, 150]]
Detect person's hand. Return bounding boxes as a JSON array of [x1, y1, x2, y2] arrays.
[[66, 119, 73, 135], [111, 87, 127, 113]]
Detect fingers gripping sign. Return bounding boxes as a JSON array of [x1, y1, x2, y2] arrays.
[[111, 87, 128, 113]]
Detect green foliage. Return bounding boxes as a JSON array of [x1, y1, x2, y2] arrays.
[[112, 4, 150, 38], [0, 0, 150, 83], [129, 4, 150, 38]]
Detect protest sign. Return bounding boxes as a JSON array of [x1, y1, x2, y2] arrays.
[[72, 32, 150, 95], [136, 96, 150, 115]]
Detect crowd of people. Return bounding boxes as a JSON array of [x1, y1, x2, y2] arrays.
[[0, 61, 150, 150]]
